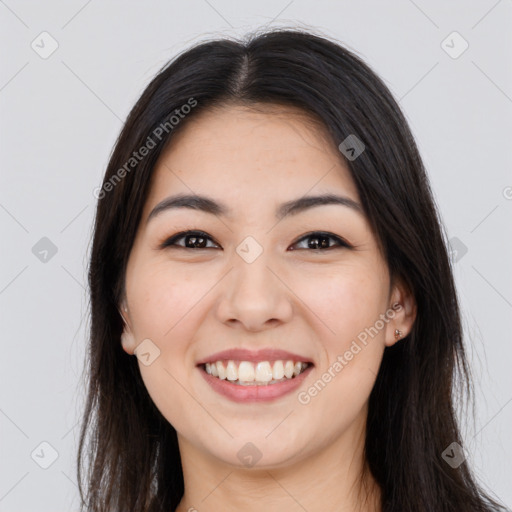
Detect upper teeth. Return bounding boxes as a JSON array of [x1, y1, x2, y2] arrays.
[[205, 360, 308, 384]]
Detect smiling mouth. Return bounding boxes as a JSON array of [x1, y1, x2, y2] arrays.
[[201, 359, 312, 386]]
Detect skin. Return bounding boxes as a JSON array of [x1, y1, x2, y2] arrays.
[[120, 104, 416, 512]]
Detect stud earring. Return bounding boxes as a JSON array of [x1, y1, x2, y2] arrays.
[[394, 329, 403, 341]]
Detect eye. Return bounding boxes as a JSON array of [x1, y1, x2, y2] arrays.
[[159, 230, 220, 250], [290, 231, 351, 251], [159, 230, 351, 251]]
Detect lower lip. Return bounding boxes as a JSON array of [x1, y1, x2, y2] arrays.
[[198, 365, 314, 403]]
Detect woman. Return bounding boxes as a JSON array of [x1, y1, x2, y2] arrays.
[[78, 28, 507, 511]]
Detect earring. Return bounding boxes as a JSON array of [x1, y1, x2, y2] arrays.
[[394, 329, 403, 341]]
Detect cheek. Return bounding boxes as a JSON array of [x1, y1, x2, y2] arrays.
[[127, 264, 210, 432], [128, 263, 207, 342], [300, 264, 387, 346], [294, 265, 387, 412]]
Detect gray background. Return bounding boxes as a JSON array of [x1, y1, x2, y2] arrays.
[[1, 0, 511, 510]]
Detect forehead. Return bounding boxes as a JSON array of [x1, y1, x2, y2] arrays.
[[144, 104, 359, 216]]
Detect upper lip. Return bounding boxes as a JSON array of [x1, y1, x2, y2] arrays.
[[196, 348, 314, 366]]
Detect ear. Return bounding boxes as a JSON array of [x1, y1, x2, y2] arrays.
[[385, 277, 417, 347], [118, 299, 137, 355]]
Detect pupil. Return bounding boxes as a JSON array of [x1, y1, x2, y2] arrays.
[[309, 235, 329, 249], [186, 235, 206, 248]]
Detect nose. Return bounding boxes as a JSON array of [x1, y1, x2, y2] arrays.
[[215, 250, 293, 332]]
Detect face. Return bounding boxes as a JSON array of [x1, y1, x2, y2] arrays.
[[121, 104, 414, 470]]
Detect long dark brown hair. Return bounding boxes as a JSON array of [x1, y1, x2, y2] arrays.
[[77, 28, 508, 511]]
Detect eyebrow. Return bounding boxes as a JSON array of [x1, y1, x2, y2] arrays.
[[146, 192, 363, 224]]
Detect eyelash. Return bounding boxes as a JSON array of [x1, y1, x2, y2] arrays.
[[159, 230, 352, 251]]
